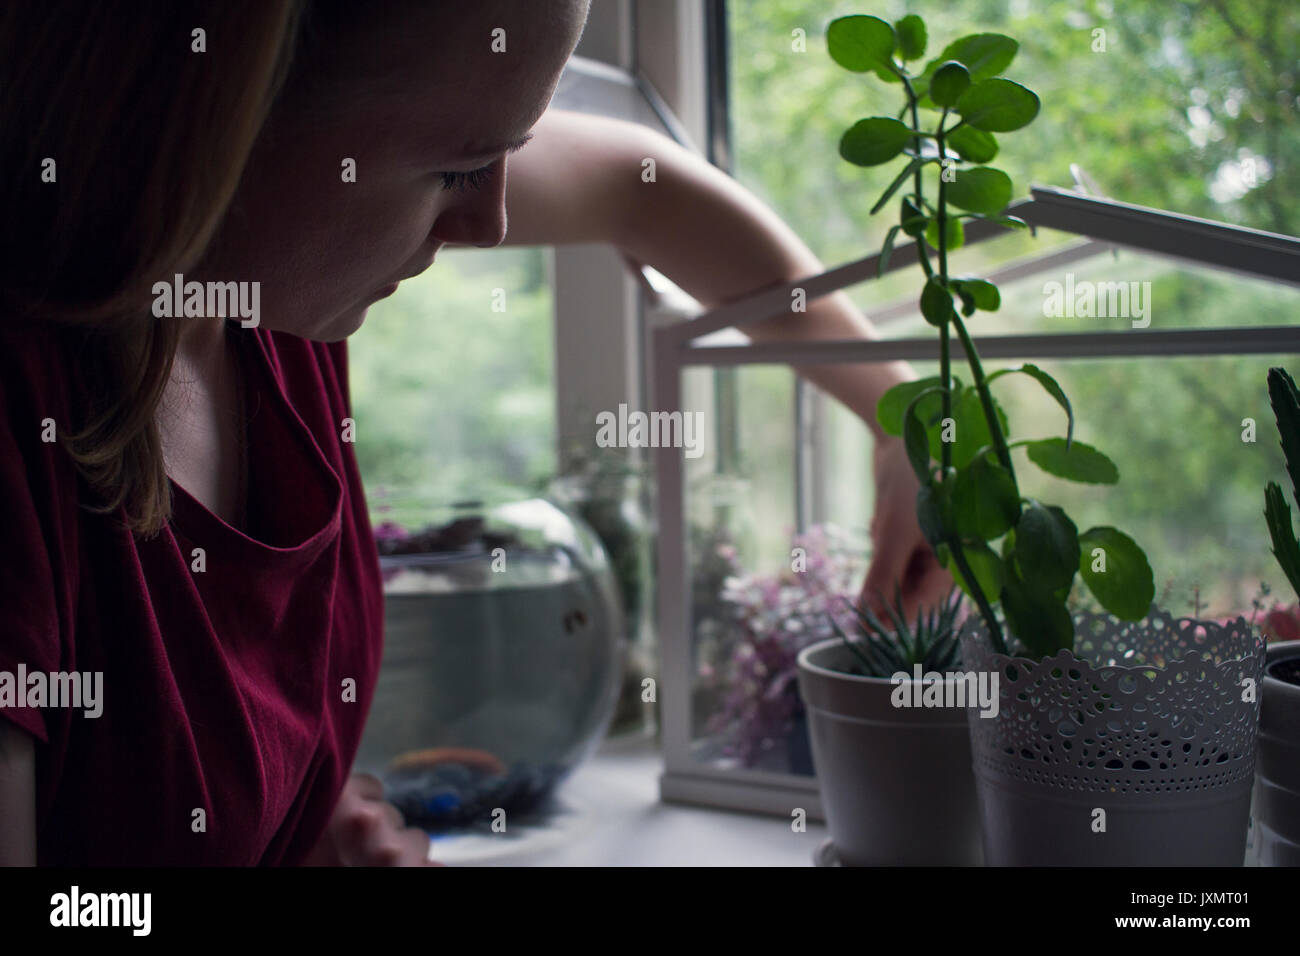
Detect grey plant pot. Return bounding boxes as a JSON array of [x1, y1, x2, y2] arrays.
[[796, 638, 982, 866], [961, 607, 1265, 866], [1254, 639, 1300, 866]]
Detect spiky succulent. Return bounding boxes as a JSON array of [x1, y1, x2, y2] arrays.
[[1264, 366, 1300, 603], [828, 584, 964, 678]]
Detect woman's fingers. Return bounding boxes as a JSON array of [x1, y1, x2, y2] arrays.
[[349, 773, 385, 802]]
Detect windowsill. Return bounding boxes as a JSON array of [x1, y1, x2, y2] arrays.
[[428, 730, 827, 867]]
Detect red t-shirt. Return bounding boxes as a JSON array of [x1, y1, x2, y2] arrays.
[[0, 319, 384, 865]]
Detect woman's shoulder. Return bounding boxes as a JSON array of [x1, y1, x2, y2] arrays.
[[0, 318, 74, 390], [0, 320, 79, 453]]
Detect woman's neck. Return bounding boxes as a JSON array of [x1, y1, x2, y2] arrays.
[[159, 317, 249, 527]]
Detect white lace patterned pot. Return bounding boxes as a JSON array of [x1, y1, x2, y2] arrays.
[[959, 607, 1264, 866], [797, 638, 982, 866], [1255, 639, 1300, 866]]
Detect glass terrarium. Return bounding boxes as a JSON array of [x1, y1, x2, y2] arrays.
[[650, 186, 1300, 819], [356, 494, 625, 830]]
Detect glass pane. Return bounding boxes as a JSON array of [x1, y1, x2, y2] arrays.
[[689, 347, 1299, 778], [687, 364, 806, 764], [349, 247, 555, 505]]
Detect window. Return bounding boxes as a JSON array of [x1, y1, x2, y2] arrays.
[[653, 0, 1300, 812], [349, 0, 679, 516], [721, 0, 1297, 586], [349, 247, 556, 506]]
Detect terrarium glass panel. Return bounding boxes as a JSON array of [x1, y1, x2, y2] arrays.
[[686, 349, 1300, 780]]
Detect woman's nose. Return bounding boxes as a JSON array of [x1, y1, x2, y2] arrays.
[[429, 158, 509, 249]]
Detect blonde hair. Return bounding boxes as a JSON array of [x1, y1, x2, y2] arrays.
[[0, 1, 304, 535]]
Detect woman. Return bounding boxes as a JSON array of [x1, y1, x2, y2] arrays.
[[0, 0, 948, 866]]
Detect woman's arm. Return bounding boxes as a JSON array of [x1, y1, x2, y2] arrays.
[[503, 108, 918, 437], [0, 721, 37, 866], [505, 109, 952, 615]]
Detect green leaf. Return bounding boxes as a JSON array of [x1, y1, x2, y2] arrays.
[[903, 389, 942, 483], [952, 455, 1020, 540], [877, 377, 944, 436], [949, 277, 1000, 312], [930, 33, 1019, 83], [1001, 566, 1074, 657], [947, 541, 1004, 604], [1014, 501, 1079, 592], [877, 224, 902, 278], [916, 484, 948, 549], [894, 14, 927, 61], [840, 117, 914, 167], [1024, 438, 1119, 484], [920, 276, 955, 327], [1267, 366, 1300, 513], [930, 61, 971, 107], [924, 215, 964, 251], [871, 156, 928, 214], [927, 384, 1010, 471], [827, 15, 895, 73], [956, 78, 1041, 133], [1265, 483, 1300, 603], [901, 197, 927, 236], [1078, 526, 1155, 621], [987, 363, 1073, 447], [946, 126, 998, 163], [945, 166, 1012, 216], [953, 285, 976, 317]]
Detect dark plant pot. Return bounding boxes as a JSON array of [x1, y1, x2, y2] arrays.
[[1254, 639, 1300, 866], [961, 607, 1264, 866], [796, 638, 982, 866]]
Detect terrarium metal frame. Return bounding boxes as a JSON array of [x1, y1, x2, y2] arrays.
[[648, 185, 1300, 819]]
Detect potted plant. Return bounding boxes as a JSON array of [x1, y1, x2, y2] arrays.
[[704, 525, 861, 775], [828, 12, 1264, 864], [797, 584, 982, 865], [1255, 366, 1300, 866]]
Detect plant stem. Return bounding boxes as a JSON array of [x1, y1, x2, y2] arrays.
[[900, 73, 925, 210], [936, 123, 953, 476], [946, 533, 1008, 654], [937, 117, 1003, 652], [949, 311, 1017, 482], [900, 77, 1005, 653]]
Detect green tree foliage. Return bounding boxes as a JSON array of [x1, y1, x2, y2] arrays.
[[728, 0, 1297, 616]]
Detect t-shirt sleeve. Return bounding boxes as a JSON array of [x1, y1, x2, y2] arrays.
[[0, 335, 70, 744]]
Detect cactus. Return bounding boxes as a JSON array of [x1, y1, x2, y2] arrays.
[[1264, 367, 1300, 603]]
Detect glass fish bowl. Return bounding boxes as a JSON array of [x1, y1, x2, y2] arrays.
[[355, 494, 626, 830]]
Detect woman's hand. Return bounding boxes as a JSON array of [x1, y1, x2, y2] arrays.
[[859, 435, 954, 621], [303, 773, 440, 867]]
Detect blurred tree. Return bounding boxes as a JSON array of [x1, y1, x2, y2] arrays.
[[725, 0, 1298, 613]]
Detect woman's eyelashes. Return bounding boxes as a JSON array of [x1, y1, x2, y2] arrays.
[[439, 165, 495, 192]]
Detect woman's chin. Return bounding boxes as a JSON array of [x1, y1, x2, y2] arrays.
[[307, 307, 371, 343]]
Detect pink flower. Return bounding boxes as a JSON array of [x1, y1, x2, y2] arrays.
[[1264, 604, 1300, 643], [373, 521, 410, 542]]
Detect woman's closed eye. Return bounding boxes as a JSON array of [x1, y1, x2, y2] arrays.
[[440, 165, 495, 192]]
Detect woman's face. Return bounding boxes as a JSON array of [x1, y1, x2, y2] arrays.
[[195, 1, 588, 342]]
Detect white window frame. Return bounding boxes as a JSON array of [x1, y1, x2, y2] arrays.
[[550, 0, 714, 472]]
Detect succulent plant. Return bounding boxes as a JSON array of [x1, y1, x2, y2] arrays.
[[1265, 366, 1300, 603], [829, 584, 965, 678]]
